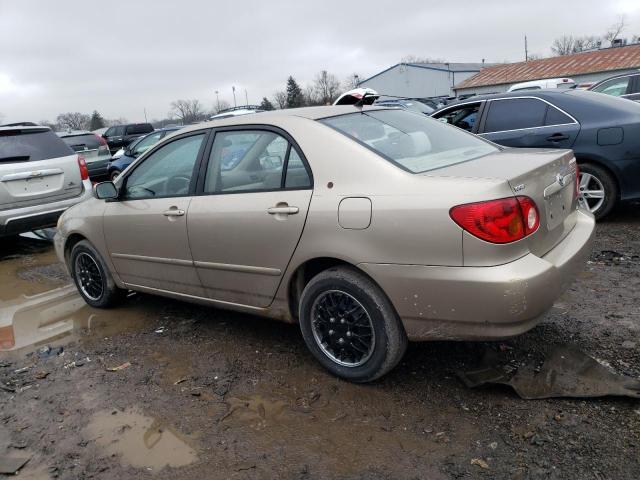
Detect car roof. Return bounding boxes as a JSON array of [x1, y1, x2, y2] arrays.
[[589, 70, 640, 88], [0, 124, 50, 132], [180, 105, 390, 133], [434, 89, 574, 109], [56, 130, 93, 137]]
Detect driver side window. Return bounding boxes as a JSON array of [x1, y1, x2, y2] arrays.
[[123, 134, 205, 200]]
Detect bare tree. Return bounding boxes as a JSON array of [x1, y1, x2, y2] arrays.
[[343, 73, 361, 90], [0, 112, 4, 124], [105, 117, 128, 127], [170, 99, 205, 124], [573, 35, 601, 52], [212, 100, 230, 115], [604, 15, 627, 45], [273, 91, 287, 109], [551, 35, 576, 56], [312, 70, 341, 105], [401, 55, 446, 64], [56, 112, 90, 130]]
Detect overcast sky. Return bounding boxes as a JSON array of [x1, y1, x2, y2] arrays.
[[0, 0, 639, 123]]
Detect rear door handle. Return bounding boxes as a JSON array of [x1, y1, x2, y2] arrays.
[[163, 208, 185, 217], [546, 133, 570, 142], [267, 206, 299, 215]]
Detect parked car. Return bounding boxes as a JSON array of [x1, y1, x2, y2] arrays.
[[431, 89, 640, 218], [209, 106, 264, 121], [333, 87, 379, 105], [507, 78, 576, 92], [55, 106, 594, 382], [0, 123, 92, 237], [57, 130, 111, 179], [374, 98, 435, 115], [588, 71, 640, 102], [102, 123, 154, 154], [107, 127, 182, 180]]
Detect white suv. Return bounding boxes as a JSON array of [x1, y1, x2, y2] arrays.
[[0, 123, 93, 237]]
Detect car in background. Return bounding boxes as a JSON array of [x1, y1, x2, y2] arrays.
[[588, 72, 640, 102], [431, 89, 640, 219], [102, 123, 154, 154], [55, 105, 594, 382], [57, 130, 111, 179], [374, 98, 434, 115], [0, 123, 92, 237], [209, 106, 264, 121], [107, 126, 182, 180], [333, 87, 379, 105], [507, 78, 576, 92]]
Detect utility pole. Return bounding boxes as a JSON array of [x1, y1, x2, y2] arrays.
[[143, 108, 147, 122], [525, 35, 529, 62], [244, 89, 248, 106], [215, 90, 220, 112], [232, 86, 237, 108]]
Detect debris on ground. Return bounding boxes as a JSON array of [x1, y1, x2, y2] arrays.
[[0, 455, 31, 474], [471, 458, 490, 469], [457, 345, 640, 399], [106, 362, 131, 372]]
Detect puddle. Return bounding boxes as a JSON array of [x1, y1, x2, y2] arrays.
[[85, 408, 197, 470], [0, 285, 156, 354]]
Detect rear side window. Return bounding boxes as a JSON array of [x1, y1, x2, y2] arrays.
[[60, 134, 101, 151], [544, 106, 573, 126], [484, 98, 547, 133], [321, 110, 498, 173], [126, 124, 154, 135], [591, 76, 630, 96], [0, 129, 74, 162]]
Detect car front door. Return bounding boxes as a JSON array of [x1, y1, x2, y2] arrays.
[[187, 128, 313, 308], [479, 97, 580, 149], [103, 131, 208, 296]]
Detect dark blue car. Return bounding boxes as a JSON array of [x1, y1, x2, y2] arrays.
[[107, 126, 182, 180], [432, 90, 640, 219]]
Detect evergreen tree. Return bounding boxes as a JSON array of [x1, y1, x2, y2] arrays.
[[259, 97, 274, 111], [89, 110, 105, 130], [285, 76, 304, 108]]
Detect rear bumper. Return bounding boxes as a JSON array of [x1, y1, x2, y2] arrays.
[[359, 209, 596, 341], [0, 180, 93, 237]]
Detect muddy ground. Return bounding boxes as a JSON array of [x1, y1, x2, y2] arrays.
[[0, 206, 639, 480]]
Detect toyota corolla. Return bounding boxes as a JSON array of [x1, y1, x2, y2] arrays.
[[55, 106, 595, 382]]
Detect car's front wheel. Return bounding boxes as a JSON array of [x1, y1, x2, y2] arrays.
[[70, 240, 124, 308], [299, 266, 407, 382], [577, 163, 617, 220], [110, 169, 121, 181]]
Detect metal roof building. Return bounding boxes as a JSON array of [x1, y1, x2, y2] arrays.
[[358, 62, 491, 99], [454, 43, 640, 96]]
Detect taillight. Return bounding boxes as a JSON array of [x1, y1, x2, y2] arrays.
[[78, 155, 89, 180], [0, 325, 15, 350], [450, 196, 539, 244], [95, 133, 108, 146]]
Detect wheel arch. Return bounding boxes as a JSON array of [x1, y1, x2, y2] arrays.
[[575, 155, 621, 200]]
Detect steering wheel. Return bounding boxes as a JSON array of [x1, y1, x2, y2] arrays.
[[165, 175, 191, 195]]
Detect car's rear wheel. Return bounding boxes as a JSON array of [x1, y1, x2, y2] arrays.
[[70, 240, 124, 308], [298, 266, 407, 382], [110, 169, 121, 181], [577, 163, 617, 220]]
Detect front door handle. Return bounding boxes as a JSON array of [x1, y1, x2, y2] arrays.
[[267, 205, 299, 215], [163, 208, 185, 217], [546, 133, 570, 142]]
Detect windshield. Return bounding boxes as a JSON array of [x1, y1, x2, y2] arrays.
[[320, 110, 498, 173]]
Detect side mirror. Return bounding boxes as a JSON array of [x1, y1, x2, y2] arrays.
[[94, 181, 118, 200]]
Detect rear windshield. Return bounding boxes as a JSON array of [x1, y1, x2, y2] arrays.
[[0, 128, 74, 162], [60, 133, 101, 151], [320, 110, 498, 173], [126, 124, 154, 135]]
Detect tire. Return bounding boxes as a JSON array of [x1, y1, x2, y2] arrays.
[[578, 163, 617, 220], [110, 169, 121, 181], [298, 266, 407, 383], [70, 240, 125, 308]]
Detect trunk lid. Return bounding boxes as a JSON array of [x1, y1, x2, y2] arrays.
[[0, 127, 83, 210], [429, 148, 579, 257], [59, 133, 111, 165]]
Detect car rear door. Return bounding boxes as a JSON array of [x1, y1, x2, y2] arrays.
[[479, 97, 580, 149], [60, 133, 105, 164], [187, 127, 313, 308], [103, 131, 208, 296], [0, 127, 83, 210]]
